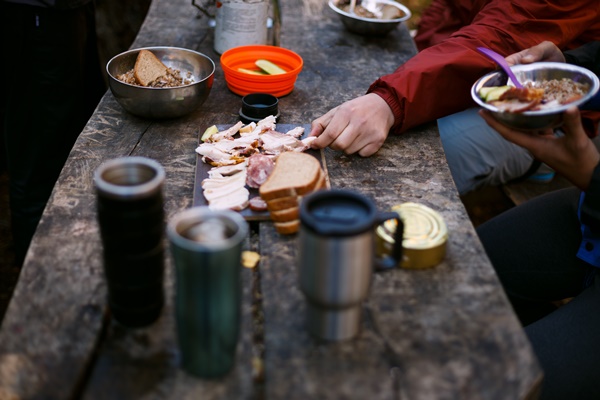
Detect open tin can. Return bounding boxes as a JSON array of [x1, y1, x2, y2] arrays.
[[376, 202, 448, 269]]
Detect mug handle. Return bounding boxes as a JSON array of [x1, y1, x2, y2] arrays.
[[374, 211, 404, 272]]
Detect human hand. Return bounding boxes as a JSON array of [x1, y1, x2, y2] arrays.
[[479, 107, 600, 190], [505, 41, 565, 66], [309, 93, 395, 157]]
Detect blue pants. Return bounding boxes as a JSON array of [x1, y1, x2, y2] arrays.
[[438, 107, 536, 195]]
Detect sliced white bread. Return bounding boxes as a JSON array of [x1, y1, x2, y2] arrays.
[[266, 195, 301, 212], [274, 219, 300, 235], [134, 49, 168, 87], [270, 207, 299, 223], [265, 173, 327, 212], [259, 152, 323, 202]]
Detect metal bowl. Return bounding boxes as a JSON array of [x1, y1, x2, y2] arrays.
[[106, 47, 215, 119], [471, 62, 600, 130], [328, 0, 411, 36]]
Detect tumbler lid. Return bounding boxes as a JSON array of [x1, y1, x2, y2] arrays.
[[300, 189, 376, 237], [239, 93, 279, 124], [94, 156, 165, 200]]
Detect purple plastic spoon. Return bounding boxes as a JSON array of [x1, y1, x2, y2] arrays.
[[477, 47, 523, 89]]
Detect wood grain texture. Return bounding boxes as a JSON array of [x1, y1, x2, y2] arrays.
[[0, 0, 543, 398]]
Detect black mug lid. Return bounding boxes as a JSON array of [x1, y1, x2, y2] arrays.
[[240, 93, 279, 123], [300, 189, 377, 236]]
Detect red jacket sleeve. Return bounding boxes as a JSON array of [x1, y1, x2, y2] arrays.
[[368, 0, 600, 135]]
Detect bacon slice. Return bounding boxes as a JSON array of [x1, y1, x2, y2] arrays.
[[490, 86, 544, 113], [206, 121, 244, 142]]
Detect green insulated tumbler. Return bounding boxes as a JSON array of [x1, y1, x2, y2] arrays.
[[167, 206, 248, 378]]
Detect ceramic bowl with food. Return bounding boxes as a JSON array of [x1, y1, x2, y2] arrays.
[[220, 45, 303, 97], [106, 46, 215, 119], [328, 0, 411, 36], [471, 62, 600, 131]]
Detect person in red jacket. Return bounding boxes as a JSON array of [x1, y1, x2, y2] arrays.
[[309, 0, 600, 191]]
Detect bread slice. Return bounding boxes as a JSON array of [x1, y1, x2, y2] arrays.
[[314, 171, 327, 190], [274, 219, 300, 235], [265, 174, 327, 212], [134, 49, 168, 87], [270, 207, 299, 223], [266, 195, 301, 212], [259, 152, 323, 201]]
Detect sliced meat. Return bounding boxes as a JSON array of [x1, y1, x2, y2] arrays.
[[196, 142, 248, 166], [248, 196, 268, 211], [284, 126, 305, 138], [208, 187, 249, 211], [260, 131, 307, 154], [490, 99, 539, 113], [208, 162, 247, 178], [255, 115, 277, 132], [206, 121, 244, 142], [246, 153, 275, 188], [202, 169, 249, 211]]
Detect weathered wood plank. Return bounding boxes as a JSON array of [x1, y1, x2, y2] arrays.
[[0, 0, 543, 398], [260, 126, 541, 400], [260, 222, 397, 399]]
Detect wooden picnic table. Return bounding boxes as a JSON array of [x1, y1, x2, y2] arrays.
[[0, 0, 543, 398]]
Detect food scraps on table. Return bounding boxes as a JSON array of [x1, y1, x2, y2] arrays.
[[242, 251, 261, 269]]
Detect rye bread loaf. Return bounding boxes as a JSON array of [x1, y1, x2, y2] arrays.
[[134, 49, 168, 87]]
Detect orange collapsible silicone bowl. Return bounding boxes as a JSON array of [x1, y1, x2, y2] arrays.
[[220, 45, 303, 97]]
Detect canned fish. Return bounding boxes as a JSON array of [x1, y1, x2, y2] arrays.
[[376, 202, 448, 269]]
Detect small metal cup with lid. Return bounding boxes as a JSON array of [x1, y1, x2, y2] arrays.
[[298, 189, 403, 341]]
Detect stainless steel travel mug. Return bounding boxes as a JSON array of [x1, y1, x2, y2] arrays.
[[94, 156, 166, 328], [298, 189, 403, 341], [167, 206, 248, 378]]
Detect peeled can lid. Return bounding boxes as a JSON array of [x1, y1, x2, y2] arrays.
[[376, 202, 448, 269]]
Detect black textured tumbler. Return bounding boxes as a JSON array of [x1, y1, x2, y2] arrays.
[[94, 156, 166, 328]]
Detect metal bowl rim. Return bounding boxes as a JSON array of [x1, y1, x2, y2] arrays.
[[471, 62, 600, 116], [106, 46, 216, 90], [328, 0, 412, 23]]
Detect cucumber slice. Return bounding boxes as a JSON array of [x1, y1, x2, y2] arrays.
[[238, 68, 268, 75], [255, 59, 286, 75], [201, 125, 218, 142], [484, 86, 511, 102], [478, 87, 496, 100]]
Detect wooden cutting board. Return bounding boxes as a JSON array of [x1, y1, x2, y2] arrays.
[[193, 124, 327, 221]]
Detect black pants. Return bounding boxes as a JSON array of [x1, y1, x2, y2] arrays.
[[478, 187, 600, 399], [0, 2, 106, 265]]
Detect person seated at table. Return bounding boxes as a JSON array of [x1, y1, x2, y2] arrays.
[[476, 41, 600, 400], [438, 40, 600, 194], [0, 0, 106, 266], [308, 0, 600, 192]]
